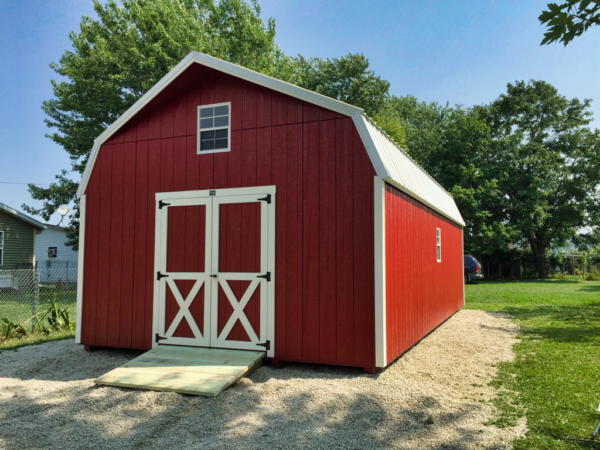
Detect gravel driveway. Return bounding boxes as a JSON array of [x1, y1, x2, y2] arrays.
[[0, 310, 526, 449]]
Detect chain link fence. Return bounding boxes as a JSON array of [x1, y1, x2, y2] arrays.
[[0, 266, 78, 332]]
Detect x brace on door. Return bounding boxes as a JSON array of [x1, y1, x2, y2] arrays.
[[164, 278, 204, 340]]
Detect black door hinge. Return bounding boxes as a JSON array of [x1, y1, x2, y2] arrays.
[[158, 200, 170, 209], [257, 272, 271, 282], [257, 340, 270, 351], [258, 194, 271, 204], [155, 333, 167, 343], [157, 272, 169, 281]]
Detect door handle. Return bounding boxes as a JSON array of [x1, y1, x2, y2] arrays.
[[210, 274, 217, 278]]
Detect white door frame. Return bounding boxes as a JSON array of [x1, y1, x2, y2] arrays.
[[152, 186, 276, 358]]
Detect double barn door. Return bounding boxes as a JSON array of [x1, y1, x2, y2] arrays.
[[152, 187, 275, 357]]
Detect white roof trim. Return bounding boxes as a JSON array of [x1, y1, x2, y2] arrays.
[[77, 52, 362, 197], [352, 113, 465, 227]]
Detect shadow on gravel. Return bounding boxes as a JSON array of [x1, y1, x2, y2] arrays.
[[0, 342, 504, 450]]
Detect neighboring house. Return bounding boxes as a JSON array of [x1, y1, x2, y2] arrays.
[[36, 225, 79, 283], [75, 52, 465, 372], [0, 202, 45, 289], [0, 202, 45, 269]]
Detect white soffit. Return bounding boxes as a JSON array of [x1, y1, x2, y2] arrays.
[[353, 113, 465, 227], [77, 51, 363, 197]]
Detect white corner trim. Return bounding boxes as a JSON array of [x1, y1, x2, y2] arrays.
[[75, 194, 86, 344], [76, 51, 363, 198], [352, 113, 390, 180], [462, 228, 466, 306], [374, 177, 387, 368]]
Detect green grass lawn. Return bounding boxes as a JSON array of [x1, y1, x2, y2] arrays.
[[465, 279, 600, 449]]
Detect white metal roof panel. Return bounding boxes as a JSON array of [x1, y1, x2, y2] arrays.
[[353, 114, 465, 226]]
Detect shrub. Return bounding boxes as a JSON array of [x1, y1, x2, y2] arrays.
[[552, 272, 566, 280], [584, 273, 599, 281]]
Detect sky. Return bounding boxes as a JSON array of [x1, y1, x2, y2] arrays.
[[1, 0, 599, 225]]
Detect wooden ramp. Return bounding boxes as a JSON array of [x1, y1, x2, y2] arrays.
[[94, 346, 265, 397]]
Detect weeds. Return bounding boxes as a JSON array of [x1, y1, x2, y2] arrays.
[[0, 295, 74, 340]]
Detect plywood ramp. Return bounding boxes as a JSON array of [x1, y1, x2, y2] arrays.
[[94, 346, 265, 397]]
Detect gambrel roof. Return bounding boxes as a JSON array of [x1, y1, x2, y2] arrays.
[[77, 51, 464, 226]]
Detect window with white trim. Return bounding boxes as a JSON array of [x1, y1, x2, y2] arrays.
[[197, 102, 231, 154], [0, 231, 3, 265], [436, 228, 441, 262]]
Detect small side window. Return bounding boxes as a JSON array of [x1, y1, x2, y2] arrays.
[[48, 247, 57, 258], [436, 228, 441, 262], [197, 102, 231, 154]]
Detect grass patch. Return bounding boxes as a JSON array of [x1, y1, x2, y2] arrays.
[[465, 279, 600, 449], [0, 328, 75, 352]]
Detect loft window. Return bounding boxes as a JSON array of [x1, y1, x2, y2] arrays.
[[198, 102, 231, 154], [436, 228, 441, 262], [0, 231, 3, 265]]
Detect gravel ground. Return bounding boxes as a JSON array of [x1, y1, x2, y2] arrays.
[[0, 310, 526, 449]]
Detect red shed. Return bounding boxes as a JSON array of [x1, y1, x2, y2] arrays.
[[74, 52, 465, 372]]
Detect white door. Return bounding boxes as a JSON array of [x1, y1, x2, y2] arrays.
[[155, 197, 212, 347], [153, 187, 276, 357], [210, 194, 270, 351]]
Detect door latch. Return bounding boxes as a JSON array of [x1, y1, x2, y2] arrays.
[[157, 272, 169, 281], [256, 340, 270, 351], [155, 333, 167, 343], [257, 272, 271, 282]]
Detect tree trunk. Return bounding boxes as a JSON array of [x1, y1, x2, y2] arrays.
[[529, 238, 548, 278]]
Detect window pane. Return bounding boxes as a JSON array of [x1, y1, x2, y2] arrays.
[[200, 107, 214, 118], [201, 130, 215, 140], [201, 140, 215, 150], [215, 138, 228, 149], [200, 118, 214, 129], [215, 129, 228, 139], [214, 105, 229, 116], [214, 116, 229, 127]]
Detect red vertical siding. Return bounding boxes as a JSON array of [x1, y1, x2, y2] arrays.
[[384, 184, 463, 364], [81, 64, 376, 368]]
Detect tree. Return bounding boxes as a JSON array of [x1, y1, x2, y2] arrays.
[[24, 0, 292, 249], [539, 0, 600, 46], [381, 95, 452, 167], [293, 53, 390, 116], [474, 81, 600, 277]]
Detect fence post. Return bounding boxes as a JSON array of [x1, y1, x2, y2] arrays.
[[32, 264, 39, 333]]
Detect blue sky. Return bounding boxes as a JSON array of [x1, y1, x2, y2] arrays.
[[2, 0, 599, 225]]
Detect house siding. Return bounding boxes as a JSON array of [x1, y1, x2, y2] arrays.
[[0, 209, 36, 269], [35, 227, 79, 266]]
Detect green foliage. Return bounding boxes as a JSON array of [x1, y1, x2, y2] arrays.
[[371, 111, 407, 149], [30, 1, 394, 248], [293, 53, 390, 116], [0, 317, 28, 339], [27, 0, 293, 245], [433, 81, 600, 277], [540, 0, 600, 46], [382, 95, 452, 166], [465, 279, 600, 448]]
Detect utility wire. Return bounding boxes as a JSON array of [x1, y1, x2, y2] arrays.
[[0, 181, 51, 186]]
